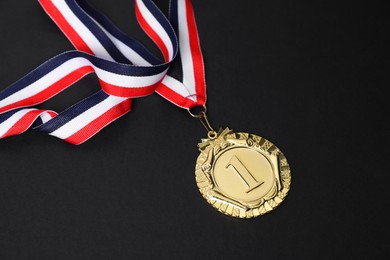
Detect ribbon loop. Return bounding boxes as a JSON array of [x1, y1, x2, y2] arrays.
[[0, 0, 206, 144]]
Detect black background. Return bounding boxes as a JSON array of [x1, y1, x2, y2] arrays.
[[0, 0, 388, 259]]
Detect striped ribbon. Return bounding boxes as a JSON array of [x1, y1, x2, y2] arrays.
[[0, 0, 206, 144]]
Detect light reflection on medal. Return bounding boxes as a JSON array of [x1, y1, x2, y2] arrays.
[[191, 111, 291, 218]]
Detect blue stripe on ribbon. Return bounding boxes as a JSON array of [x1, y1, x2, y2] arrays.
[[169, 0, 179, 33], [0, 108, 24, 125], [0, 50, 169, 101], [66, 0, 131, 64], [142, 0, 178, 54], [36, 90, 109, 133], [0, 0, 186, 143], [0, 53, 74, 100], [76, 0, 161, 65]]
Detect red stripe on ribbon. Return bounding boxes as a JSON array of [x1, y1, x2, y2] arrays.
[[135, 1, 170, 62], [48, 111, 58, 118], [39, 0, 94, 54], [65, 99, 131, 145], [1, 110, 48, 138], [100, 79, 161, 98], [157, 83, 197, 109], [0, 66, 94, 114]]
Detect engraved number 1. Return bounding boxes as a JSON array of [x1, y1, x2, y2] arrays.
[[226, 156, 264, 193]]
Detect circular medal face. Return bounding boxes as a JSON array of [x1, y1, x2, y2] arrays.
[[195, 128, 291, 218]]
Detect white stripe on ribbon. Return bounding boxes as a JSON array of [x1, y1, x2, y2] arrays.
[[136, 0, 175, 60], [94, 66, 168, 88], [101, 30, 152, 66], [0, 57, 168, 110], [49, 95, 125, 139], [87, 15, 153, 66], [0, 109, 36, 137], [40, 111, 57, 124], [177, 0, 196, 99], [0, 0, 206, 144], [52, 0, 115, 61], [0, 57, 91, 109], [162, 75, 195, 100]]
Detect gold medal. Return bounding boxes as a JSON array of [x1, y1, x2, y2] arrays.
[[192, 111, 291, 218]]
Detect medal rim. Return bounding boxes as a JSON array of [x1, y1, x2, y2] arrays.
[[195, 128, 291, 219]]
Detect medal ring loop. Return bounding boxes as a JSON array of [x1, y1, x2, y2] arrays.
[[188, 105, 215, 133], [207, 131, 217, 139], [188, 105, 207, 118]]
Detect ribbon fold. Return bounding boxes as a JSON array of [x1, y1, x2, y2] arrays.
[[0, 0, 206, 144]]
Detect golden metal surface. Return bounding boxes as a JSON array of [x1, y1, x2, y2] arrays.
[[195, 128, 291, 218]]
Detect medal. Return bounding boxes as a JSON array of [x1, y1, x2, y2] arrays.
[[196, 127, 291, 218], [190, 110, 291, 218], [0, 0, 291, 218]]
